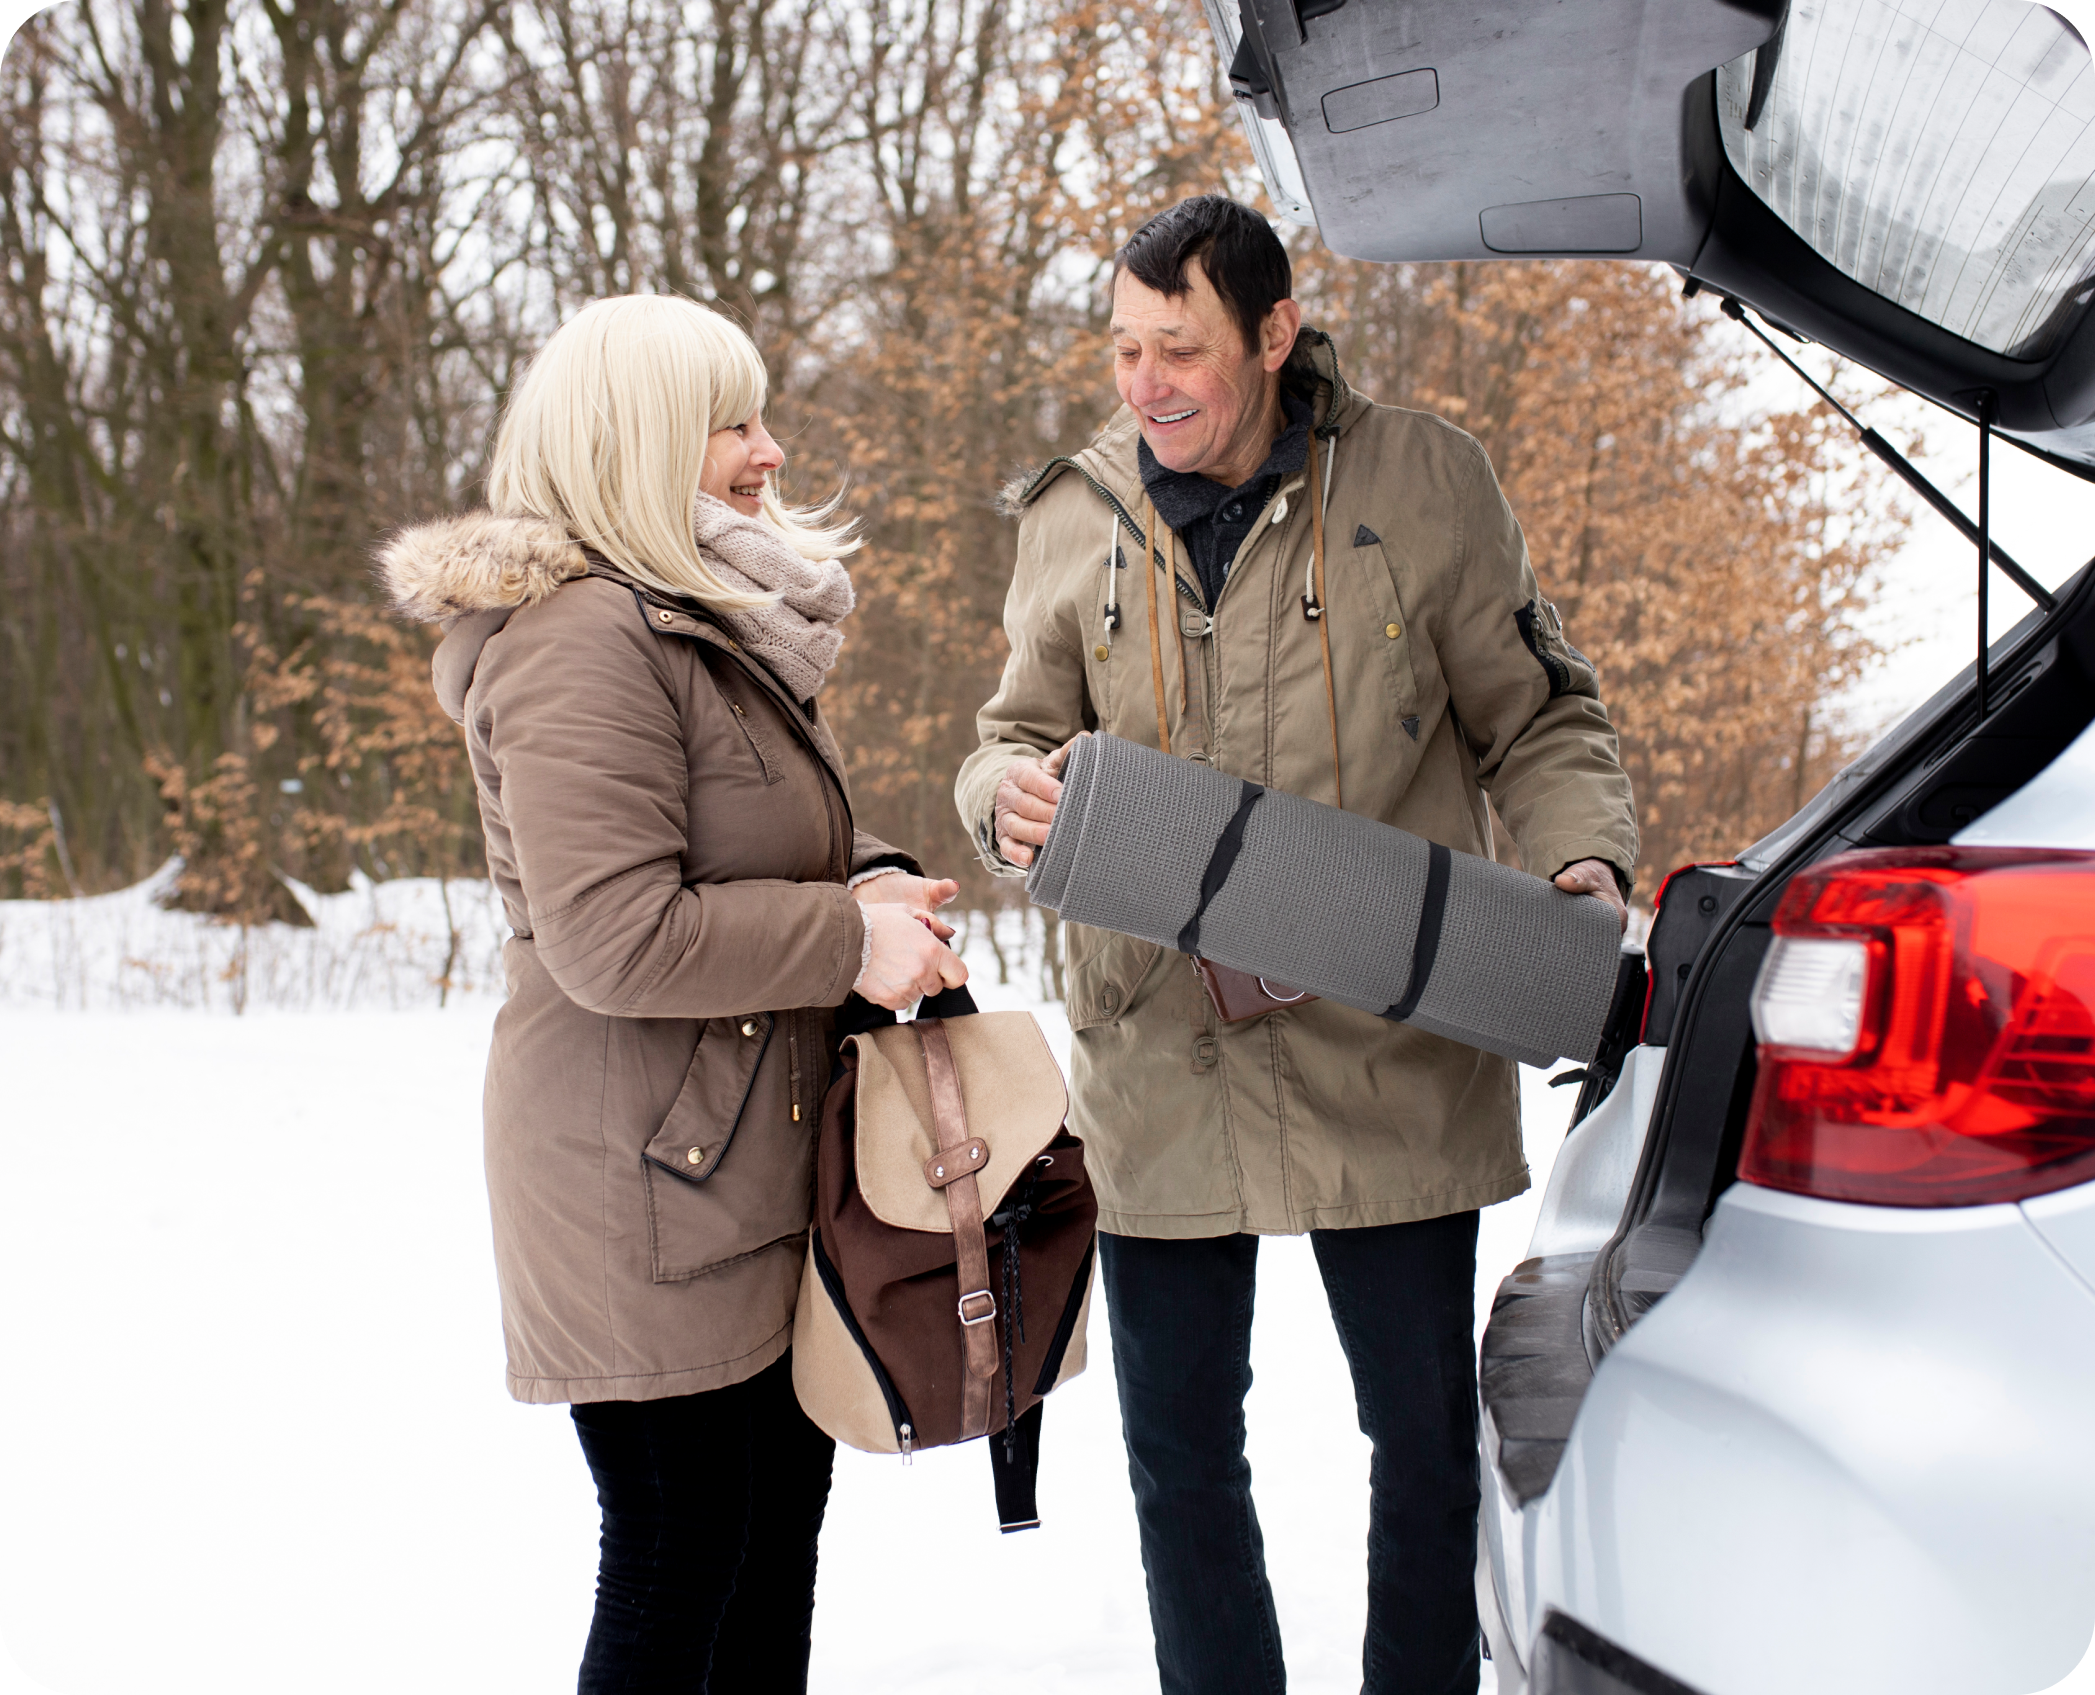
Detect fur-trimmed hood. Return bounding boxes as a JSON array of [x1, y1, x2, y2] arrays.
[[377, 511, 590, 624], [377, 512, 590, 724]]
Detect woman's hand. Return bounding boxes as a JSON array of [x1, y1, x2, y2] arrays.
[[855, 902, 969, 1010], [851, 871, 960, 941], [993, 735, 1083, 869]]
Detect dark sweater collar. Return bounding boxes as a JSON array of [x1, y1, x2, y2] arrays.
[[1136, 389, 1313, 530]]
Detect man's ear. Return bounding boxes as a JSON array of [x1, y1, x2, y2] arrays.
[[1260, 298, 1303, 373]]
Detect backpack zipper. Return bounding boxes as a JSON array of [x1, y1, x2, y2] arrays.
[[809, 1227, 917, 1458]]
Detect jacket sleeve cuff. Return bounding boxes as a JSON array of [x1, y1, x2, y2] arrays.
[[818, 888, 870, 1007], [973, 815, 1030, 880]]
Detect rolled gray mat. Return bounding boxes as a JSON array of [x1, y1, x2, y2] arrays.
[[1026, 732, 1620, 1067]]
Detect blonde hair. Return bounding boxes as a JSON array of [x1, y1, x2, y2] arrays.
[[486, 295, 856, 611]]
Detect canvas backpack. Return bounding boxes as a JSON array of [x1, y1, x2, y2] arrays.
[[791, 985, 1098, 1530]]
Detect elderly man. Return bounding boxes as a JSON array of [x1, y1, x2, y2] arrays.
[[955, 195, 1636, 1694]]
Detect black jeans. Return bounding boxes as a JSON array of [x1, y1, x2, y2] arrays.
[[1101, 1214, 1481, 1695], [569, 1352, 835, 1694]]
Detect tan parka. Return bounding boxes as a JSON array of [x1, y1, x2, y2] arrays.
[[383, 513, 914, 1403], [955, 332, 1637, 1239]]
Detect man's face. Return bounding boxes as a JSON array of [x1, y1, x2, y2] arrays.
[[1111, 261, 1295, 484]]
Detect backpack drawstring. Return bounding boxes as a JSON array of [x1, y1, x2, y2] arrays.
[[989, 1169, 1039, 1461]]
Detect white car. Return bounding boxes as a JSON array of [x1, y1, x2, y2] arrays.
[[1202, 0, 2095, 1686]]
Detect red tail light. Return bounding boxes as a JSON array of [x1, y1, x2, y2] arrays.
[[1740, 846, 2095, 1207]]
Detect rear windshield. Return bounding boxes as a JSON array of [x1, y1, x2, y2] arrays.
[[1718, 0, 2095, 360]]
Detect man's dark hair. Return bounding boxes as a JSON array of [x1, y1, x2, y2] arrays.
[[1113, 195, 1292, 356]]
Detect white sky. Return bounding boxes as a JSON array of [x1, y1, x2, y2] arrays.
[[1828, 381, 2095, 739]]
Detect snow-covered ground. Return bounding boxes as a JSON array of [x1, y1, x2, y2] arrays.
[[0, 897, 1575, 1694]]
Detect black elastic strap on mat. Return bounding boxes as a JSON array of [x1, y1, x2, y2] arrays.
[[1384, 841, 1452, 1021], [989, 1401, 1045, 1532], [1176, 780, 1264, 955]]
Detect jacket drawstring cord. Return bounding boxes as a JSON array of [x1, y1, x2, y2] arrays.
[[1143, 495, 1172, 755], [1302, 419, 1339, 619], [1305, 429, 1344, 811]]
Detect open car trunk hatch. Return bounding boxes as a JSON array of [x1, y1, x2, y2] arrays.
[[1210, 0, 2095, 473]]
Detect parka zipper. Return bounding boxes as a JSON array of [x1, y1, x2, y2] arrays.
[[788, 1015, 802, 1123]]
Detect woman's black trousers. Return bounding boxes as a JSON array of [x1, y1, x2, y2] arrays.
[[569, 1351, 835, 1694]]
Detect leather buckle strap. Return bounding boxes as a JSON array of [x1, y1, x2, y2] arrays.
[[924, 1138, 990, 1189], [917, 1019, 1000, 1440]]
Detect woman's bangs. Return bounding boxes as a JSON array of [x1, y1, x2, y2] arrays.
[[704, 330, 767, 434]]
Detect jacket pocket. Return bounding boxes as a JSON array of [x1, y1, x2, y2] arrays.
[[705, 666, 786, 784], [1066, 921, 1162, 1032], [640, 1012, 813, 1281], [1348, 537, 1423, 742]]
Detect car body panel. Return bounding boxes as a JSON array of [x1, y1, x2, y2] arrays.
[[1501, 1182, 2095, 1695], [1529, 1046, 1667, 1262], [2025, 1178, 2095, 1298]]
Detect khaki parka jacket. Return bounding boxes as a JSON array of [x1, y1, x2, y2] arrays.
[[384, 513, 912, 1403], [955, 332, 1637, 1239]]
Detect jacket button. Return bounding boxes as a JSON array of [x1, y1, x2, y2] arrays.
[[1094, 644, 1110, 661], [1101, 984, 1121, 1013], [740, 1018, 759, 1037], [686, 1146, 706, 1165], [1385, 622, 1402, 639], [656, 609, 673, 624]]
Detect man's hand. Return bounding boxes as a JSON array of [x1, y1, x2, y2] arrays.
[[993, 735, 1083, 869], [1554, 858, 1628, 933], [851, 871, 960, 941]]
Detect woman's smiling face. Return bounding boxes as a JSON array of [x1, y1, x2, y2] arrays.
[[700, 412, 785, 516]]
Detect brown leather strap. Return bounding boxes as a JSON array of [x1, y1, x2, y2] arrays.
[[1143, 496, 1171, 756], [1306, 431, 1343, 811], [918, 1020, 997, 1439], [923, 1137, 989, 1189]]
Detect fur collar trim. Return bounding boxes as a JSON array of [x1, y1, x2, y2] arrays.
[[376, 512, 589, 624]]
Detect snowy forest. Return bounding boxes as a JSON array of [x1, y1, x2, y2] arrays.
[[0, 0, 1907, 933]]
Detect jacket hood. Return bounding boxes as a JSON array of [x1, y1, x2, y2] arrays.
[[376, 511, 590, 624], [378, 511, 591, 724], [997, 325, 1363, 518]]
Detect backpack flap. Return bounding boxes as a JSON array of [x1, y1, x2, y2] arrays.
[[849, 1013, 1068, 1232]]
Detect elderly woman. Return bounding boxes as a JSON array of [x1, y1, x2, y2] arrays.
[[381, 295, 965, 1691]]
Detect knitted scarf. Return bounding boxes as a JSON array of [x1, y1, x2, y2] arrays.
[[691, 492, 856, 700]]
